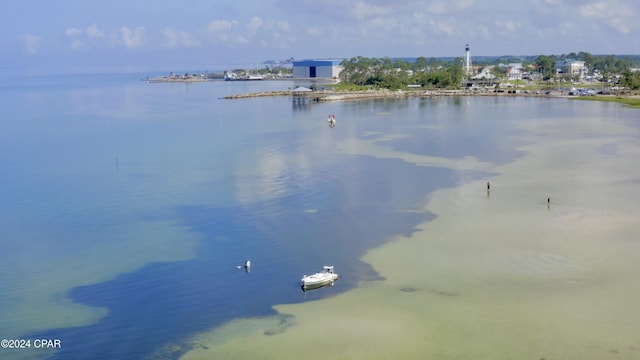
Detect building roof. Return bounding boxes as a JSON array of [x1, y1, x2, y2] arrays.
[[293, 59, 343, 67]]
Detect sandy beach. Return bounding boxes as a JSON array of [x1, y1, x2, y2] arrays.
[[179, 105, 640, 359]]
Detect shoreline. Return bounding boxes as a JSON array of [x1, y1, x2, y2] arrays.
[[222, 88, 640, 106], [146, 77, 211, 83], [223, 88, 520, 100]]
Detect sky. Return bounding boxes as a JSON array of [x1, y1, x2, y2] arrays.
[[3, 0, 639, 74]]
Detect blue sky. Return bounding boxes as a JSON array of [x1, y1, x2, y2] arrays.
[[4, 0, 639, 74]]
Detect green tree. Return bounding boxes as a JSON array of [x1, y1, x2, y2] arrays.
[[340, 56, 376, 85], [448, 60, 464, 86], [578, 51, 594, 68], [428, 57, 441, 68], [620, 70, 640, 90], [491, 66, 507, 80], [535, 55, 555, 79], [415, 57, 428, 71], [394, 58, 410, 71], [380, 57, 394, 71], [615, 58, 631, 73]]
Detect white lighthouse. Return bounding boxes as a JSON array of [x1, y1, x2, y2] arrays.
[[464, 43, 472, 76]]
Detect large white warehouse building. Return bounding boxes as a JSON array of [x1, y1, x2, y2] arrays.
[[292, 59, 343, 79]]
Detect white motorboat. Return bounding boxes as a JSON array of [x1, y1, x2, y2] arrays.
[[301, 266, 338, 288]]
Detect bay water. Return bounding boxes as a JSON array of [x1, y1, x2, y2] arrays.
[[1, 74, 636, 359]]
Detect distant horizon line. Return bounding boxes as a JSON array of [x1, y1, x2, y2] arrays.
[[3, 53, 639, 77]]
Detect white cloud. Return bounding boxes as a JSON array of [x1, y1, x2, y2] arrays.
[[21, 34, 41, 54], [351, 1, 392, 20], [473, 25, 492, 40], [494, 20, 521, 32], [65, 28, 82, 37], [247, 16, 264, 33], [426, 0, 476, 15], [65, 24, 106, 49], [606, 18, 630, 35], [207, 19, 239, 32], [65, 24, 145, 50], [161, 28, 200, 48], [579, 1, 611, 18], [557, 21, 578, 36], [86, 24, 104, 39], [579, 1, 632, 34], [427, 19, 455, 36], [307, 26, 321, 36], [275, 20, 290, 33], [65, 27, 87, 49], [206, 19, 249, 45], [256, 19, 292, 47], [119, 26, 145, 48], [204, 17, 292, 48], [360, 16, 396, 36]]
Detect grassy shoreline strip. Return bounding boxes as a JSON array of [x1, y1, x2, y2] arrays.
[[570, 95, 640, 108]]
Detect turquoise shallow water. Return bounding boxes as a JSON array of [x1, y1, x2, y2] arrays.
[[3, 74, 633, 359]]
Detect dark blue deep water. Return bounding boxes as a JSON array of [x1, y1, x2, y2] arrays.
[[2, 74, 611, 359]]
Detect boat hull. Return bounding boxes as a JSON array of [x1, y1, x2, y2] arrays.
[[300, 281, 336, 291], [301, 274, 339, 288]]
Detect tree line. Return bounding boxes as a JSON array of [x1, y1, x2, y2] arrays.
[[338, 53, 640, 90], [338, 56, 465, 90], [534, 52, 637, 79]]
